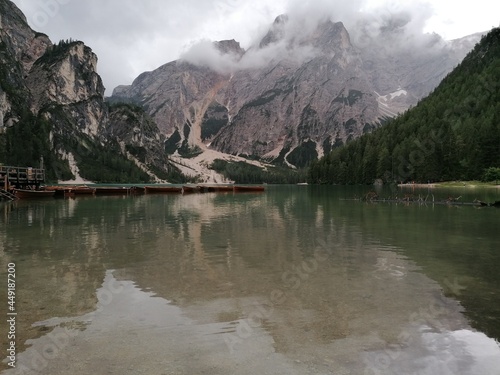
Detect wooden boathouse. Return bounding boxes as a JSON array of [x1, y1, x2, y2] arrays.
[[1, 166, 46, 200]]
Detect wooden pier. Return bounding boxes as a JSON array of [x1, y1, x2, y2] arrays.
[[1, 165, 45, 191]]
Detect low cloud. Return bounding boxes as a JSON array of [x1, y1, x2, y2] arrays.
[[284, 0, 364, 35], [282, 0, 445, 52], [180, 0, 446, 73], [180, 37, 318, 74], [351, 2, 445, 52], [180, 40, 241, 74]]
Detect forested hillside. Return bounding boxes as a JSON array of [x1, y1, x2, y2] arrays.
[[308, 28, 500, 184]]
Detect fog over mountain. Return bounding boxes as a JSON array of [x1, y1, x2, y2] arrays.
[[179, 1, 465, 75]]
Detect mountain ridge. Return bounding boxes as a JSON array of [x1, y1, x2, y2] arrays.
[[112, 14, 483, 168]]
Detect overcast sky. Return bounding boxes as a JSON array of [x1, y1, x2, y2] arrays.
[[10, 0, 500, 95]]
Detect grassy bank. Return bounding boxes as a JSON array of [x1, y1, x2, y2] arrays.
[[399, 181, 500, 188]]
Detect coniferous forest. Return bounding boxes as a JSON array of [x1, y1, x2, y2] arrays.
[[308, 28, 500, 185]]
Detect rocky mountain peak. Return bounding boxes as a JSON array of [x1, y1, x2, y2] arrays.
[[258, 13, 353, 56], [0, 0, 51, 74], [27, 41, 104, 113], [214, 39, 245, 57], [305, 20, 352, 52], [259, 14, 288, 48], [274, 14, 289, 25]]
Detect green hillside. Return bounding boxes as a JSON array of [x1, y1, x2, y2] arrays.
[[308, 28, 500, 185]]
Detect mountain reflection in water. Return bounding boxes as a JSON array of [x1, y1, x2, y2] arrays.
[[1, 185, 499, 374]]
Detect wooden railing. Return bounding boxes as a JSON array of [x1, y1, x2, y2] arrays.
[[0, 166, 45, 188]]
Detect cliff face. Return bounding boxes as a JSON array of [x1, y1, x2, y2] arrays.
[[26, 41, 107, 144], [112, 15, 481, 168], [0, 1, 51, 72], [114, 62, 228, 149], [0, 0, 172, 182], [107, 103, 175, 181], [0, 0, 50, 129], [28, 43, 104, 111]]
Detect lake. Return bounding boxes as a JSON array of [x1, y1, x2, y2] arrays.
[[1, 185, 500, 374]]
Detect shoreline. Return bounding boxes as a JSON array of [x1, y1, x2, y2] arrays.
[[57, 178, 95, 185], [398, 182, 500, 188], [398, 183, 437, 188]]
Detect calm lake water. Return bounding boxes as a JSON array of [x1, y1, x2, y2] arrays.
[[1, 185, 500, 374]]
